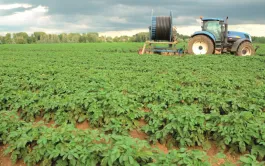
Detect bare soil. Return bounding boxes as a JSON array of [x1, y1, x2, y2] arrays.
[[188, 142, 240, 166], [138, 118, 147, 127], [0, 145, 26, 166], [34, 117, 56, 128], [76, 120, 90, 130], [130, 129, 148, 140], [152, 143, 169, 154]]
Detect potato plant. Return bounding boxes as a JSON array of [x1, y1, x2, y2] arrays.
[[1, 43, 265, 165]]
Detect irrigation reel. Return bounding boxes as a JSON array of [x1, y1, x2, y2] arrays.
[[138, 11, 185, 56]]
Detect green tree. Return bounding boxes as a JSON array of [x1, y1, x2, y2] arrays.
[[79, 33, 87, 43], [131, 32, 149, 42], [252, 36, 265, 43], [86, 32, 99, 42], [4, 33, 13, 44], [106, 36, 113, 42], [67, 33, 81, 43], [61, 33, 68, 43], [33, 32, 46, 42], [0, 35, 4, 44], [113, 36, 119, 42], [13, 32, 29, 44]]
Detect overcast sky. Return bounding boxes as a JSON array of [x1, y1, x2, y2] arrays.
[[0, 0, 264, 37]]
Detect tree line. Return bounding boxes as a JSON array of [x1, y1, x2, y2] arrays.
[[0, 32, 150, 44], [252, 36, 265, 43], [0, 32, 264, 44], [0, 32, 191, 44]]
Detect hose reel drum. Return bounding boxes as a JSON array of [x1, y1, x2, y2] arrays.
[[150, 12, 174, 41], [139, 11, 183, 55]]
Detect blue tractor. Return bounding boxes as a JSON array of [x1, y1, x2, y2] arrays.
[[188, 17, 255, 56]]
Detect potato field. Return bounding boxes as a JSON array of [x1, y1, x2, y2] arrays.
[[0, 43, 265, 166]]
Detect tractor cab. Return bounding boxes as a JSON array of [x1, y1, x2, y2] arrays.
[[201, 18, 252, 44], [201, 18, 224, 42]]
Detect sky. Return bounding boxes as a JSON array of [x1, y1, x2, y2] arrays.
[[0, 0, 264, 37]]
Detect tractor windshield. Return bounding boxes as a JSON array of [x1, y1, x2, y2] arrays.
[[203, 21, 222, 41]]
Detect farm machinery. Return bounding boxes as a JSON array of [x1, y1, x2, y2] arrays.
[[139, 12, 257, 56]]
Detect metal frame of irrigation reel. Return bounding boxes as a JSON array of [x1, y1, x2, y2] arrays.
[[139, 11, 185, 56]]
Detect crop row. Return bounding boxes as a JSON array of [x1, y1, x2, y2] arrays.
[[1, 111, 264, 166], [1, 43, 265, 165], [0, 111, 212, 166]]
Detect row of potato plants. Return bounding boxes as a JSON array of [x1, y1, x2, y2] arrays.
[[1, 44, 265, 163], [0, 111, 213, 166], [1, 111, 264, 166], [143, 104, 265, 160]]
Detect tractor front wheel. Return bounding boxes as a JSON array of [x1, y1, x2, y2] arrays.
[[236, 42, 255, 56], [188, 35, 214, 55]]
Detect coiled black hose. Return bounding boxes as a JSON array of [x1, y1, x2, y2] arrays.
[[153, 16, 172, 41]]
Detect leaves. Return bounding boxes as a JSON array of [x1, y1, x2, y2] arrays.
[[0, 112, 155, 166], [240, 154, 265, 166], [1, 43, 265, 165]]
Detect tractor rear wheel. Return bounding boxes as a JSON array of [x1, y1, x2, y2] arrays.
[[236, 42, 255, 56], [188, 35, 214, 55]]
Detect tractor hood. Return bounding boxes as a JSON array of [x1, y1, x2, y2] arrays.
[[228, 31, 252, 42]]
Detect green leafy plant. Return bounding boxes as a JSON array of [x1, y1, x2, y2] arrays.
[[150, 148, 210, 166], [1, 43, 265, 165], [239, 154, 265, 166]]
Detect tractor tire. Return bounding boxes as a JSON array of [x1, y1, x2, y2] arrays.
[[236, 42, 255, 56], [188, 35, 214, 55]]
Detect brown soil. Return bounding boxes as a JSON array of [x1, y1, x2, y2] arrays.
[[34, 117, 56, 128], [138, 118, 147, 127], [0, 145, 26, 166], [17, 108, 24, 115], [224, 152, 240, 166], [34, 116, 92, 130], [208, 143, 240, 166], [130, 129, 148, 140], [130, 116, 149, 140], [76, 120, 90, 130], [152, 143, 169, 154], [188, 142, 240, 166]]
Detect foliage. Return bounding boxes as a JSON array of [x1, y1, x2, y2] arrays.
[[1, 43, 265, 165], [211, 112, 265, 154], [252, 36, 265, 44], [0, 32, 149, 44], [0, 111, 211, 166], [143, 105, 209, 147], [149, 148, 210, 166], [239, 154, 265, 166]]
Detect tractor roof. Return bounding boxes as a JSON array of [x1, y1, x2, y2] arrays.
[[202, 18, 224, 21]]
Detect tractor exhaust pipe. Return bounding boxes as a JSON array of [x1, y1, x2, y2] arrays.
[[224, 17, 229, 44]]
